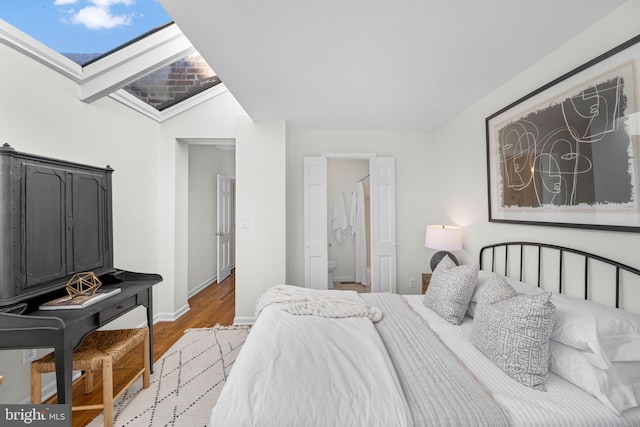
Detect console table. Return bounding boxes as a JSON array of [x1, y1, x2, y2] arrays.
[[0, 271, 161, 404]]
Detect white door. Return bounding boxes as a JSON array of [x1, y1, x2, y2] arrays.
[[303, 157, 328, 289], [217, 175, 232, 283], [370, 157, 396, 293]]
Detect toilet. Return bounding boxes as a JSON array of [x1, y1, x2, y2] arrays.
[[328, 260, 337, 288]]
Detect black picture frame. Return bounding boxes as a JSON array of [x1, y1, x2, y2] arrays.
[[486, 34, 640, 232]]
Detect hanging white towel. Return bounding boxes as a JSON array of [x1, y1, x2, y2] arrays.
[[349, 190, 357, 236], [353, 182, 367, 285], [332, 192, 348, 244]]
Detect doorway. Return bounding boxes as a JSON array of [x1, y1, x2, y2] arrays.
[[303, 153, 397, 293], [327, 159, 370, 291], [187, 143, 236, 297]]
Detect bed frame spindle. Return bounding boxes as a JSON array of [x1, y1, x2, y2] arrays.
[[584, 258, 589, 301], [537, 246, 542, 288], [519, 246, 524, 282], [616, 268, 621, 308], [558, 250, 564, 294], [504, 249, 508, 277]]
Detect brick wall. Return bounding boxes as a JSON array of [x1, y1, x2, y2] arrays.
[[123, 53, 221, 110]]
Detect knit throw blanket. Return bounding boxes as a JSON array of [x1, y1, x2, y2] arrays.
[[255, 285, 383, 322]]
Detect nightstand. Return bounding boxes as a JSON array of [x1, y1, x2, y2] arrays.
[[422, 273, 432, 293]]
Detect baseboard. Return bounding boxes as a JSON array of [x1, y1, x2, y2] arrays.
[[233, 316, 255, 325], [333, 275, 355, 282], [154, 303, 190, 323], [188, 267, 236, 299], [188, 275, 216, 298]]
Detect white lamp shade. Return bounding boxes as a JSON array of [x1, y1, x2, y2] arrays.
[[425, 225, 462, 251]]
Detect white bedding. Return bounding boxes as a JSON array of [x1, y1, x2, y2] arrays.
[[403, 295, 640, 427], [208, 304, 412, 427], [209, 290, 640, 426], [255, 284, 382, 321]]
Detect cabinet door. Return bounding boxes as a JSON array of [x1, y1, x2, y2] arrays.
[[71, 171, 107, 272], [23, 164, 68, 288]]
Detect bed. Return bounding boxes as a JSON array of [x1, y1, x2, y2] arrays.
[[209, 242, 640, 426]]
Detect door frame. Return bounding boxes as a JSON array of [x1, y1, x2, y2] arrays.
[[303, 152, 397, 292]]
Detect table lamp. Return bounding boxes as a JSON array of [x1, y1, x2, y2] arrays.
[[424, 225, 462, 271]]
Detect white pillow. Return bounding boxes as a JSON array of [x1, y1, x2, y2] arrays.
[[550, 293, 640, 368], [423, 256, 479, 325], [549, 340, 640, 414]]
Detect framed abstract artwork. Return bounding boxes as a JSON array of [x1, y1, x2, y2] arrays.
[[486, 34, 640, 232]]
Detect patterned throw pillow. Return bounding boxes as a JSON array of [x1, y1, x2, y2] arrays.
[[471, 289, 556, 391], [478, 274, 517, 304], [423, 256, 479, 325]]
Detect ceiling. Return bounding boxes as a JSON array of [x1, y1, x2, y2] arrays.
[[159, 0, 625, 131]]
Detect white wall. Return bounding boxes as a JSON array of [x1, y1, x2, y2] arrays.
[[234, 119, 287, 321], [431, 0, 640, 313], [286, 130, 433, 295], [188, 145, 236, 294]]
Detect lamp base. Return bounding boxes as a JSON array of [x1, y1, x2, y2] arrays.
[[430, 251, 459, 271]]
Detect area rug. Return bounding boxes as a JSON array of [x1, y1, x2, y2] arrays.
[[88, 325, 250, 427]]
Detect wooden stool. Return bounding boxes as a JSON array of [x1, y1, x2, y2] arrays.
[[31, 328, 150, 427]]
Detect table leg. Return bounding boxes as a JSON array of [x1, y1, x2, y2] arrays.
[[53, 338, 73, 404], [147, 288, 154, 374]]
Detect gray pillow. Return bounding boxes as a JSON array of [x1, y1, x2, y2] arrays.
[[423, 256, 479, 325], [478, 274, 517, 304], [467, 271, 544, 317], [471, 289, 556, 391], [467, 274, 517, 317]]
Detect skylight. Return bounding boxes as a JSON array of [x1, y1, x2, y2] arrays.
[[123, 52, 221, 111], [0, 0, 172, 65]]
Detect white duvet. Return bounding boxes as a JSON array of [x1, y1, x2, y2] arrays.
[[208, 304, 411, 427]]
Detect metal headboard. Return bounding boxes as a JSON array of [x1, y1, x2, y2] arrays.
[[478, 242, 640, 309]]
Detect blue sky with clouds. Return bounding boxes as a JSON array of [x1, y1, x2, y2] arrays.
[[0, 0, 171, 54]]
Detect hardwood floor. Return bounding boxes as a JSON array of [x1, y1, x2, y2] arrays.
[[45, 270, 235, 427], [333, 282, 371, 293]]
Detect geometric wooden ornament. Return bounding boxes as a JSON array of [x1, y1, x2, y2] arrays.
[[65, 272, 102, 296]]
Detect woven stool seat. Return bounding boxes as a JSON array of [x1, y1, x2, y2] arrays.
[[31, 327, 150, 427], [32, 328, 147, 373]]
